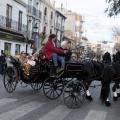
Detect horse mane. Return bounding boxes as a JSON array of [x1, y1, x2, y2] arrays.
[[116, 51, 120, 61], [112, 54, 116, 62], [102, 52, 111, 63]]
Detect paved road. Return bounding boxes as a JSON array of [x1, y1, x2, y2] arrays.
[[0, 75, 120, 120]]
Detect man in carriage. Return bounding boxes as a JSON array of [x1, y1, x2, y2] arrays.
[[43, 34, 68, 77]]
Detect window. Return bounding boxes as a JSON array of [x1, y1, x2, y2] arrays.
[[18, 11, 22, 31], [50, 29, 52, 34], [43, 26, 46, 35], [6, 4, 12, 28], [15, 44, 20, 55], [4, 43, 11, 55], [51, 11, 53, 19], [44, 7, 47, 15]]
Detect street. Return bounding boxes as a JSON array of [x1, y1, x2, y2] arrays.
[[0, 75, 120, 120]]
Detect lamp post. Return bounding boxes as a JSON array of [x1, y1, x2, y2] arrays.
[[31, 23, 38, 52]]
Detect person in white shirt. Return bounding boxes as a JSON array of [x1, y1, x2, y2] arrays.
[[27, 56, 36, 66], [32, 52, 38, 61]]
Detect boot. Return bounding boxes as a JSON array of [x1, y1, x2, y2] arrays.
[[56, 67, 64, 73], [50, 66, 64, 78], [50, 66, 58, 77]]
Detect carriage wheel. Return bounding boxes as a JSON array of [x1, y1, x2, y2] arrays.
[[3, 67, 17, 93], [31, 83, 43, 91], [63, 80, 86, 109], [43, 77, 64, 99]]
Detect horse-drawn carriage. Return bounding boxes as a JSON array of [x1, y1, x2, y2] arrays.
[[4, 49, 120, 109], [3, 50, 88, 108]]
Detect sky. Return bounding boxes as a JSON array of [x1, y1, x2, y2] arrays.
[[55, 0, 120, 41]]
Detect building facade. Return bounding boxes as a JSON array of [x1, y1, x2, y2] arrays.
[[27, 0, 42, 54], [54, 10, 66, 45], [0, 0, 27, 55], [42, 0, 56, 43], [114, 35, 120, 51], [64, 10, 84, 44], [56, 8, 85, 44]]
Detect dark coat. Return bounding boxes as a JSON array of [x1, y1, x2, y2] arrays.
[[0, 55, 6, 64], [58, 47, 72, 61]]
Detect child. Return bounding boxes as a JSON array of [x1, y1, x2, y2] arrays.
[[27, 56, 36, 66]]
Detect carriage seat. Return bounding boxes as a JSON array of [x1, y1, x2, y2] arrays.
[[8, 55, 21, 67]]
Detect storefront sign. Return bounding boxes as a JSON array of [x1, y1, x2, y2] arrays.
[[0, 31, 24, 42]]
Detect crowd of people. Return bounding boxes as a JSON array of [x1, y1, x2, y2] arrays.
[[0, 34, 72, 77]]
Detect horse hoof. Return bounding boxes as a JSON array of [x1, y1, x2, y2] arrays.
[[117, 93, 120, 97], [105, 101, 111, 107], [86, 95, 93, 101], [113, 96, 118, 101]]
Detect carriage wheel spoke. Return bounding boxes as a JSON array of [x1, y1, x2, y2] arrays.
[[45, 89, 52, 94], [71, 97, 74, 108], [66, 97, 72, 105], [53, 91, 55, 98], [6, 83, 9, 91], [76, 96, 82, 103], [10, 83, 14, 90], [55, 90, 59, 96], [49, 90, 53, 98]]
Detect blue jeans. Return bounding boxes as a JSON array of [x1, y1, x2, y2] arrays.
[[51, 53, 65, 69]]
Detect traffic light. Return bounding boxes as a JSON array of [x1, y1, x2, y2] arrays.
[[30, 43, 34, 49]]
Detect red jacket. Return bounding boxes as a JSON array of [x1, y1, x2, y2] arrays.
[[44, 39, 64, 59]]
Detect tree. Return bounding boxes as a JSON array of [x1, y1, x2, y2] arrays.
[[111, 26, 120, 51], [112, 26, 120, 36], [105, 0, 120, 17]]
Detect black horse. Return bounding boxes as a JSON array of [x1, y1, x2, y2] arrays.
[[100, 51, 120, 106], [82, 59, 104, 101]]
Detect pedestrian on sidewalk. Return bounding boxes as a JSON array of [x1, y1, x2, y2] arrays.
[[0, 53, 6, 75]]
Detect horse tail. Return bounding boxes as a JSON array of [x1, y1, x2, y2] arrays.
[[100, 83, 110, 102]]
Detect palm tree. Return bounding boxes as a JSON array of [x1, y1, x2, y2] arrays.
[[105, 0, 120, 17]]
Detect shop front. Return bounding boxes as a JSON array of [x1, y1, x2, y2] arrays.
[[0, 30, 25, 55]]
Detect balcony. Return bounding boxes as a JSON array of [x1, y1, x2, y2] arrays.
[[27, 5, 42, 19], [0, 15, 27, 33]]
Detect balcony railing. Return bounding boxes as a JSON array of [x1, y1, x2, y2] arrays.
[[27, 5, 42, 19], [0, 15, 27, 32]]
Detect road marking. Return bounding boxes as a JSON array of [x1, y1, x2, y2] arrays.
[[0, 98, 17, 107], [39, 105, 72, 120], [84, 110, 107, 120], [0, 101, 44, 120]]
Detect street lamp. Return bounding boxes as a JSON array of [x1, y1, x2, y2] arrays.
[[32, 23, 38, 52], [28, 24, 38, 50]]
